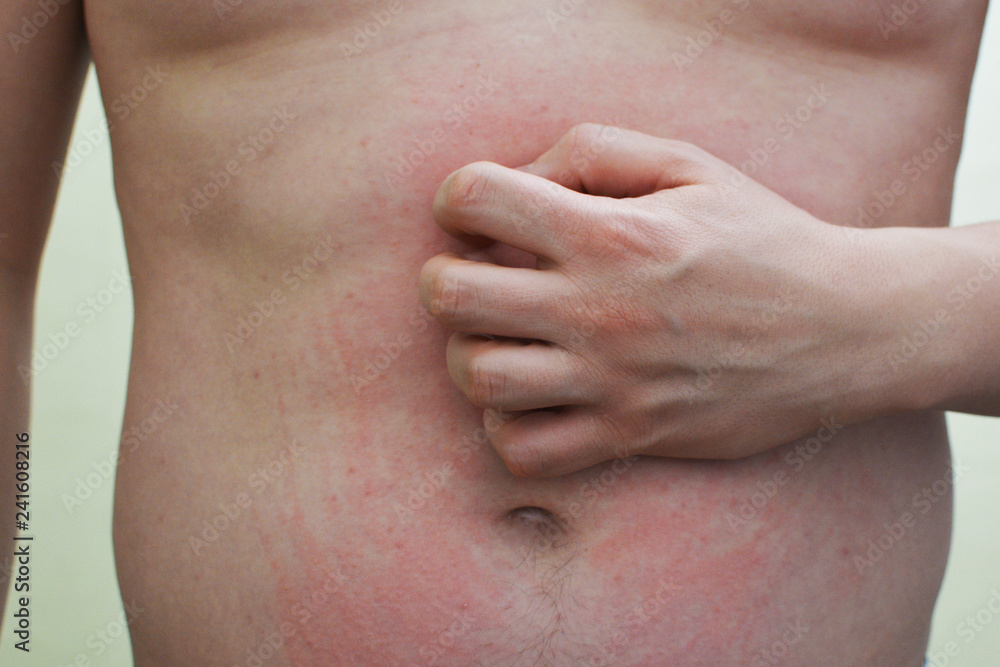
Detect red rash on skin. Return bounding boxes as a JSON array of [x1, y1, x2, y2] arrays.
[[97, 1, 971, 661]]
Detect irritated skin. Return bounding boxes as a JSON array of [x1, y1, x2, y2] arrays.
[[2, 0, 997, 664], [419, 124, 1000, 477]]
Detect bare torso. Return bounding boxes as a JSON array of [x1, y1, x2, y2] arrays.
[[87, 0, 988, 664]]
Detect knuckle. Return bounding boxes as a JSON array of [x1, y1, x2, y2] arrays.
[[567, 205, 650, 263], [602, 296, 656, 336], [487, 415, 547, 478], [662, 137, 699, 157], [556, 287, 602, 342], [588, 214, 634, 256], [522, 178, 563, 219], [558, 256, 659, 339], [657, 137, 706, 164], [560, 313, 600, 354], [466, 356, 503, 407], [568, 122, 608, 147], [663, 139, 723, 180], [441, 162, 495, 212], [483, 407, 514, 434], [426, 267, 468, 321], [593, 413, 644, 457], [553, 202, 611, 258], [498, 441, 545, 478], [566, 124, 612, 178], [594, 413, 627, 446], [629, 201, 696, 261]]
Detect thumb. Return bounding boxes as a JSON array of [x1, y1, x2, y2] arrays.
[[518, 123, 725, 198]]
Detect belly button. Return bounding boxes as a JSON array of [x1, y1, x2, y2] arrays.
[[505, 506, 567, 550]]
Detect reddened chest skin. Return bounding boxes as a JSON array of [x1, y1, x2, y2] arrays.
[[90, 0, 984, 663]]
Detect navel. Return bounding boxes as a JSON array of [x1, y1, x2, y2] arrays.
[[505, 506, 568, 552]]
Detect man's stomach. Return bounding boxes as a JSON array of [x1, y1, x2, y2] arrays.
[[113, 311, 952, 665], [91, 1, 980, 664]]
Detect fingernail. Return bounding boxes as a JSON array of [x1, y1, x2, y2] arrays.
[[461, 251, 492, 263]]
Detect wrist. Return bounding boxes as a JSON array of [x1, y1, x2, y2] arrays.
[[819, 225, 953, 420], [854, 225, 986, 415]]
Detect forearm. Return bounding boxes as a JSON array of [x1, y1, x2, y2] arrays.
[[875, 220, 1000, 417], [0, 269, 37, 618], [0, 0, 88, 613]]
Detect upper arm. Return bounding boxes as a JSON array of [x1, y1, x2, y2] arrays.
[[0, 0, 89, 278]]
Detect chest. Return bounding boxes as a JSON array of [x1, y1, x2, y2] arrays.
[[86, 0, 972, 57]]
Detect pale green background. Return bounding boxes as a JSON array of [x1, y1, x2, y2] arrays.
[[2, 8, 1000, 666]]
